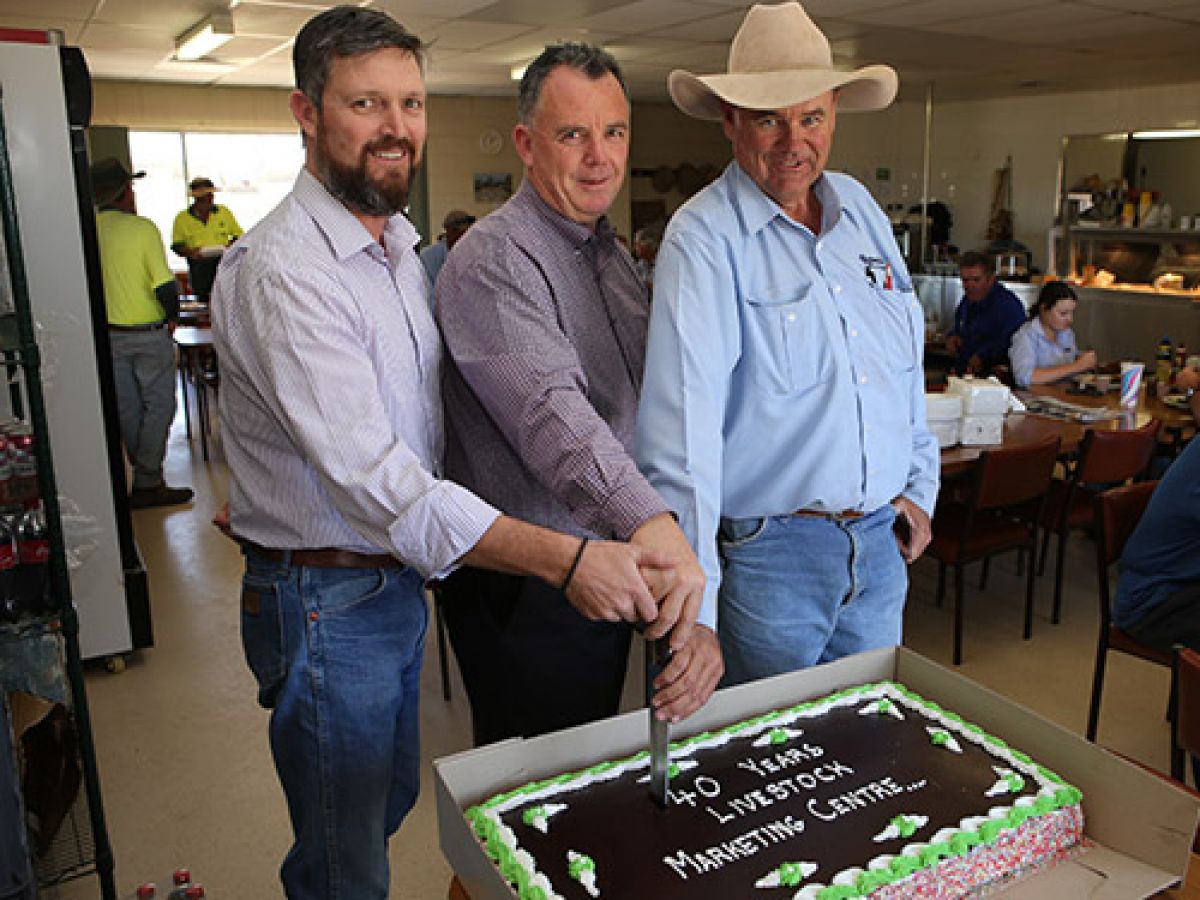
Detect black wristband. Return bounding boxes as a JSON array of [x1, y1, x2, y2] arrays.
[[560, 538, 589, 592]]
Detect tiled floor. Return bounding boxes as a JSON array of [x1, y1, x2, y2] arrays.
[[44, 410, 1175, 898]]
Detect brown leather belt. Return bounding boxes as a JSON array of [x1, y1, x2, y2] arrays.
[[109, 322, 167, 332], [793, 508, 865, 521], [242, 540, 400, 569]]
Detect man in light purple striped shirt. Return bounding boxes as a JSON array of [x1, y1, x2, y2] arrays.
[[436, 43, 723, 749], [211, 9, 679, 899]]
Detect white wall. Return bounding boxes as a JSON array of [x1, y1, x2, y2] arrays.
[[830, 81, 1200, 269], [93, 78, 1200, 270]]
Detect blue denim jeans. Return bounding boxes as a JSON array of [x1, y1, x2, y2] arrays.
[[239, 548, 428, 900], [717, 506, 907, 686]]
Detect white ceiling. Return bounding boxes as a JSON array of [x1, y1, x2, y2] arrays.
[[2, 0, 1200, 103]]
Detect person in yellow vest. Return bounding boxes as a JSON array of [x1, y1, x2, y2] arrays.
[[171, 177, 243, 301], [91, 157, 194, 509]]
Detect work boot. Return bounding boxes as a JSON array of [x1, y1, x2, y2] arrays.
[[129, 484, 195, 509]]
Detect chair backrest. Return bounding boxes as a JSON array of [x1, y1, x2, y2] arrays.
[[1176, 647, 1200, 760], [1094, 480, 1160, 569], [973, 435, 1061, 511], [1075, 419, 1161, 486]]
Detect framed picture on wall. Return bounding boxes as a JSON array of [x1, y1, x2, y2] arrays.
[[473, 172, 513, 204]]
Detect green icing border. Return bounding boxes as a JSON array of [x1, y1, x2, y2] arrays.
[[464, 681, 1082, 900]]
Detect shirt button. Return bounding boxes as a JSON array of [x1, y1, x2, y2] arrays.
[[860, 375, 869, 384], [787, 312, 797, 322], [849, 328, 858, 338], [833, 284, 842, 294]]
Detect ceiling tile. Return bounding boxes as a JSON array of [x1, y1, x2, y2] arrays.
[[644, 8, 744, 42], [424, 19, 538, 51], [371, 0, 498, 19], [77, 21, 172, 52], [92, 0, 215, 30], [473, 26, 621, 65], [576, 0, 711, 33], [464, 0, 630, 27]]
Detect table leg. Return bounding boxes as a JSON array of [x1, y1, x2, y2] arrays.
[[178, 348, 192, 440]]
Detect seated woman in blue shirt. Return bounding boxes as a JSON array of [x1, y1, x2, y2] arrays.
[[1008, 281, 1097, 387]]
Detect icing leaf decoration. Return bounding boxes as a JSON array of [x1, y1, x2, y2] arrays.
[[521, 806, 544, 826], [1005, 772, 1026, 793], [568, 851, 595, 878], [770, 728, 790, 745], [927, 727, 962, 753], [892, 814, 919, 838], [779, 861, 817, 886]]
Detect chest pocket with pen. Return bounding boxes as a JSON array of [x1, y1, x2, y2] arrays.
[[743, 289, 833, 396]]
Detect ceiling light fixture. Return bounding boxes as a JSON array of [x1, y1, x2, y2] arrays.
[[510, 64, 527, 81], [1131, 128, 1200, 140], [176, 12, 234, 62]]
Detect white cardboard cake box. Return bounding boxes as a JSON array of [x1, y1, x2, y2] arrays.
[[434, 646, 1200, 899]]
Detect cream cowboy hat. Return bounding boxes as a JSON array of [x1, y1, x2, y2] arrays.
[[669, 2, 898, 121]]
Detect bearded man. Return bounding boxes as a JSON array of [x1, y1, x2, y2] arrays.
[[211, 7, 680, 898]]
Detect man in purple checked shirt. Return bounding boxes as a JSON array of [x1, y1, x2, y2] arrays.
[[435, 42, 723, 748]]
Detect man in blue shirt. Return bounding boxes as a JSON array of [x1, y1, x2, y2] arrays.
[[945, 250, 1026, 375], [1114, 374, 1200, 651], [635, 2, 939, 686], [419, 207, 474, 287]]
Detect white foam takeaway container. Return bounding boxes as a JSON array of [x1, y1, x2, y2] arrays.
[[961, 414, 1005, 446], [946, 376, 1011, 416], [925, 393, 962, 448]]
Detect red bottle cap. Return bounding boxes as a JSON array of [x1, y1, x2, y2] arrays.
[[185, 886, 205, 898], [136, 885, 156, 899], [172, 868, 191, 885]]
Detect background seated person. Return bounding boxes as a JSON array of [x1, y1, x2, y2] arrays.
[[1113, 407, 1200, 653], [1009, 281, 1097, 387], [944, 250, 1025, 376]]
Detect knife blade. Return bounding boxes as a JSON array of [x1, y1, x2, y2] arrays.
[[645, 636, 672, 808]]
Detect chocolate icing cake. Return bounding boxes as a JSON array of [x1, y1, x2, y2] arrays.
[[467, 681, 1083, 899]]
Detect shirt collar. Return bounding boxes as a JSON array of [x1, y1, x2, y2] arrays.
[[514, 177, 615, 256], [728, 162, 855, 238], [292, 167, 417, 266]]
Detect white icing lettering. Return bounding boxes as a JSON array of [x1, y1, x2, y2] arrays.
[[806, 777, 910, 823], [706, 805, 737, 825], [737, 759, 765, 778], [661, 816, 808, 880], [671, 787, 698, 808], [694, 775, 722, 798]]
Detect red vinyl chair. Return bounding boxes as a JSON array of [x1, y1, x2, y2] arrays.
[[927, 435, 1060, 665], [1038, 420, 1160, 625], [1086, 480, 1165, 742]]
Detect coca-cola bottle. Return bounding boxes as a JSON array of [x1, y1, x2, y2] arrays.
[[166, 868, 192, 900], [16, 501, 50, 617], [0, 513, 18, 622], [0, 436, 12, 506], [9, 431, 37, 502]]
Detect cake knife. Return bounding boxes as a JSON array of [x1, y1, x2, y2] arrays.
[[646, 636, 672, 808]]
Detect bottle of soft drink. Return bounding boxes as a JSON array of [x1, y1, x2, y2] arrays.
[[1156, 336, 1174, 385], [0, 513, 18, 623], [134, 884, 157, 899], [8, 432, 36, 502], [166, 868, 192, 900], [16, 502, 50, 617], [0, 436, 12, 506]]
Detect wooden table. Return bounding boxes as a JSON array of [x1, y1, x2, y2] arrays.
[[173, 325, 215, 460], [940, 383, 1194, 477], [450, 853, 1200, 898]]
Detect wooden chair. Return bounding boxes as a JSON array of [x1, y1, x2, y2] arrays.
[[1086, 480, 1165, 742], [1038, 420, 1160, 625], [1175, 647, 1200, 786], [927, 435, 1060, 665]]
